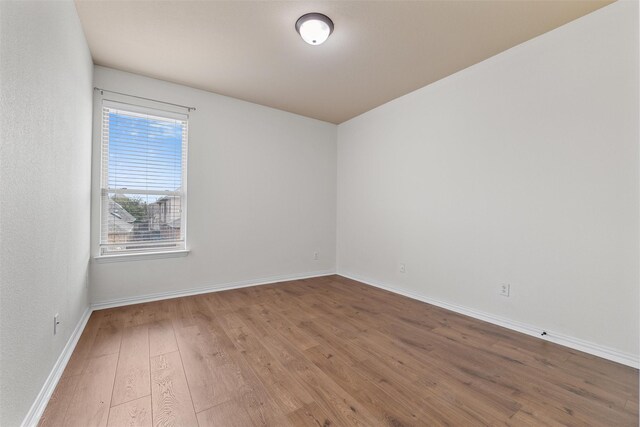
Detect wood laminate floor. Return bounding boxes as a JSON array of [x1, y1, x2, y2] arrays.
[[39, 275, 638, 426]]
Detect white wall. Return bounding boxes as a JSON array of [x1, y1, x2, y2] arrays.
[[337, 0, 639, 360], [90, 66, 337, 304], [0, 1, 93, 425]]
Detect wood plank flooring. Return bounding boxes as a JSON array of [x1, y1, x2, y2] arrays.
[[39, 275, 639, 426]]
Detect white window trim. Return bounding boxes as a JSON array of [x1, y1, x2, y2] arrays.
[[95, 99, 189, 260], [93, 249, 190, 263]]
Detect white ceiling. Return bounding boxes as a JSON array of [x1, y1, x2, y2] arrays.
[[75, 0, 613, 124]]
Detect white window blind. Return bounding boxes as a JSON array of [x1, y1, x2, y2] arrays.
[[100, 101, 188, 255]]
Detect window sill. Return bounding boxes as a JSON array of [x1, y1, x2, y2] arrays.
[[93, 250, 190, 263]]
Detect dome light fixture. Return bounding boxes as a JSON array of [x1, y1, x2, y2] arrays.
[[295, 13, 334, 46]]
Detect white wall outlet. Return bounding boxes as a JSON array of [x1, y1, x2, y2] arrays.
[[500, 284, 510, 297], [54, 314, 60, 335], [314, 252, 319, 260], [399, 263, 406, 273]]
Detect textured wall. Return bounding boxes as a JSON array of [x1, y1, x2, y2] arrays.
[[337, 0, 639, 358], [90, 67, 337, 304], [0, 1, 93, 425]]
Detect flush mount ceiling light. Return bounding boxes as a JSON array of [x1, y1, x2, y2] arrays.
[[295, 13, 334, 45]]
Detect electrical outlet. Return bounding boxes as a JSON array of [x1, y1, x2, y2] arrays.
[[54, 314, 60, 335], [399, 263, 406, 273], [499, 284, 510, 297], [314, 252, 319, 260]]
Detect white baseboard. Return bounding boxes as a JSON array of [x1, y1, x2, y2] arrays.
[[338, 272, 639, 369], [21, 306, 92, 427], [91, 269, 336, 310]]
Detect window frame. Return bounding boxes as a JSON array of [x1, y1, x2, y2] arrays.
[[95, 99, 190, 260]]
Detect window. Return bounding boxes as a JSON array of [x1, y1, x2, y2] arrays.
[[100, 101, 188, 256]]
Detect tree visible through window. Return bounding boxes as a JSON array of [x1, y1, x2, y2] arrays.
[[100, 101, 188, 255]]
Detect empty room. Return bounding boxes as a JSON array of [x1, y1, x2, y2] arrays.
[[1, 0, 638, 426]]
